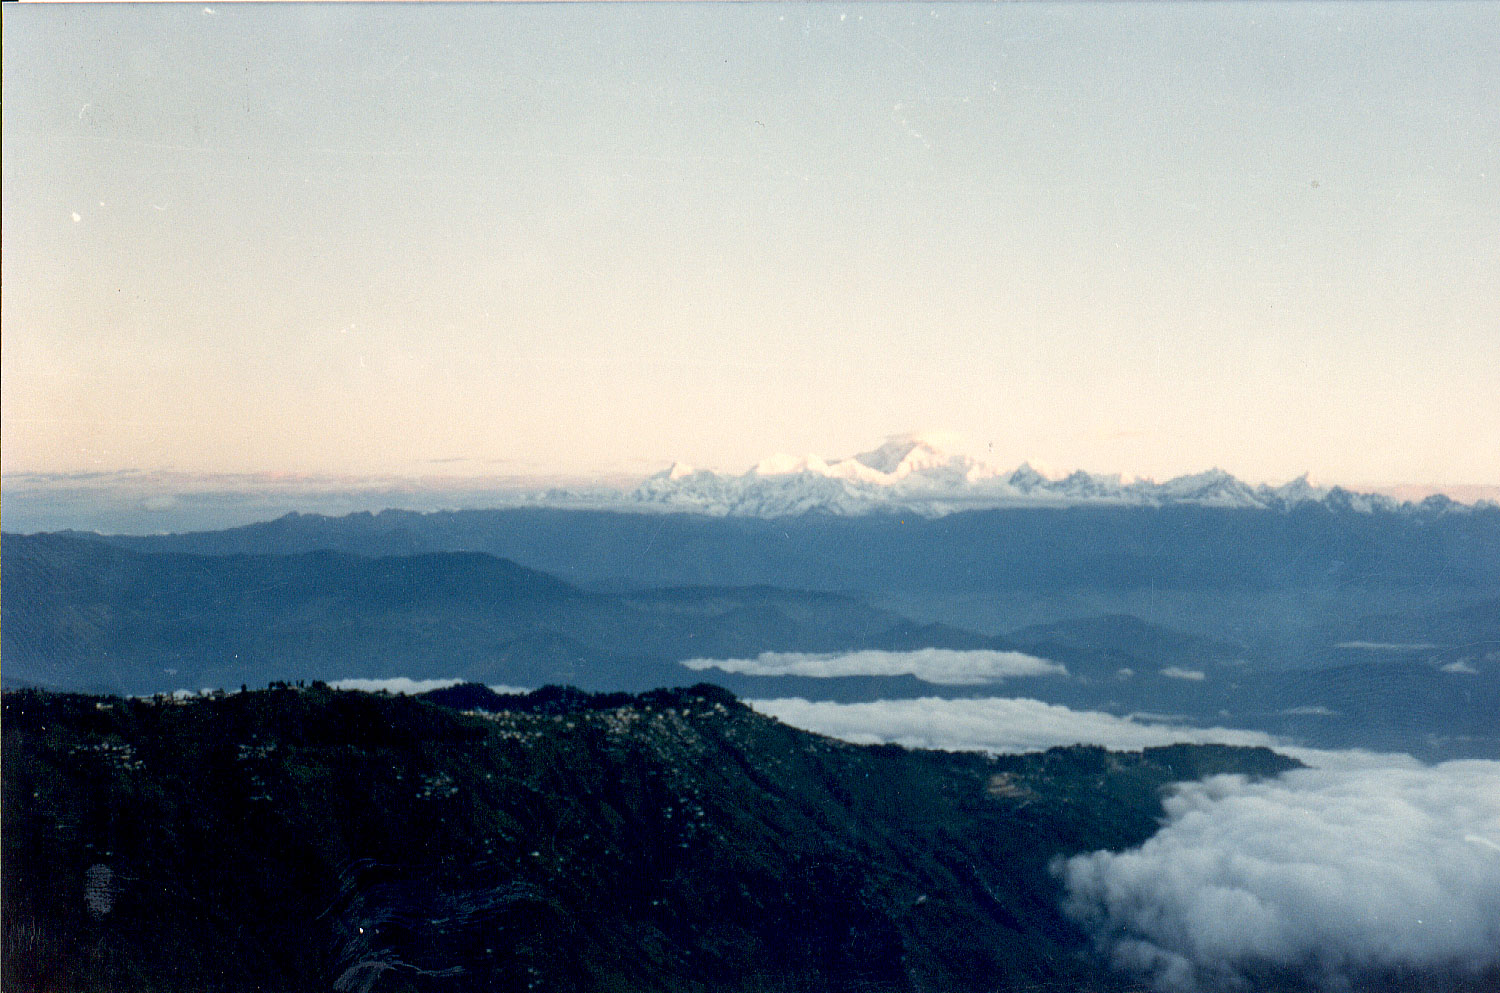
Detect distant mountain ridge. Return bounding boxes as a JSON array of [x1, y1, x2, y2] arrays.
[[0, 533, 1001, 696], [550, 434, 1482, 518], [55, 499, 1500, 599], [2, 437, 1489, 538], [6, 532, 1496, 759]]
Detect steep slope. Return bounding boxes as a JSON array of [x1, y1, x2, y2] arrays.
[[2, 684, 1300, 993]]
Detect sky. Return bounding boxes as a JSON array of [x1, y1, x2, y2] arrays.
[[3, 2, 1498, 490]]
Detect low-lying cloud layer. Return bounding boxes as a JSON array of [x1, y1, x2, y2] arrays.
[[747, 696, 1278, 753], [682, 648, 1066, 685], [1334, 641, 1442, 651], [330, 677, 531, 696], [1057, 759, 1500, 992]]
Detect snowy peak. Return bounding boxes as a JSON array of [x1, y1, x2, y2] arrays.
[[1007, 462, 1055, 492], [751, 453, 833, 478], [1275, 473, 1319, 504], [851, 432, 970, 476], [521, 436, 1481, 519], [606, 436, 1431, 518], [745, 433, 989, 488], [1154, 467, 1260, 507], [852, 436, 929, 475]]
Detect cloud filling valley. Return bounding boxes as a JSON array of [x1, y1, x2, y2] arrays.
[[683, 648, 1066, 685], [1056, 759, 1500, 991], [748, 695, 1278, 753]]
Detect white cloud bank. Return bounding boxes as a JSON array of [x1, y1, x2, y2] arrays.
[[330, 677, 531, 696], [682, 648, 1066, 685], [1057, 759, 1500, 992], [1335, 641, 1441, 651], [747, 696, 1279, 754]]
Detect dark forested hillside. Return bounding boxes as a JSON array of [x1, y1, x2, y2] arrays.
[[2, 684, 1299, 993]]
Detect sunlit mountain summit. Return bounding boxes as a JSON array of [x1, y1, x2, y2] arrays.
[[617, 433, 1419, 518]]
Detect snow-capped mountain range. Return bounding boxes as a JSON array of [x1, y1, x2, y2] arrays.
[[530, 434, 1473, 519]]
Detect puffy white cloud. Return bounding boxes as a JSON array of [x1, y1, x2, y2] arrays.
[[682, 648, 1066, 685], [747, 696, 1279, 753], [1441, 659, 1479, 674], [1160, 667, 1206, 681], [1056, 759, 1500, 992]]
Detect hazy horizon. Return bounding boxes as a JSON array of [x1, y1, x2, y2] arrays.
[[4, 436, 1498, 537]]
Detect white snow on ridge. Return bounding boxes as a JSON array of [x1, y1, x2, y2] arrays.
[[608, 433, 1425, 518], [477, 433, 1480, 519]]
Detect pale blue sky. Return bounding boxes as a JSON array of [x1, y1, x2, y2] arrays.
[[4, 2, 1497, 487]]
